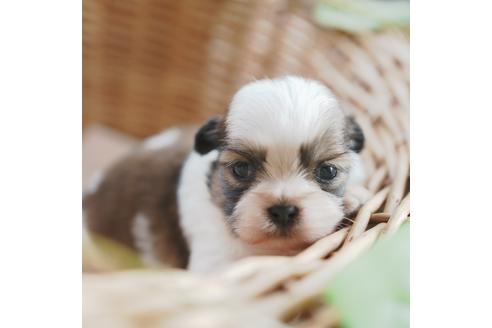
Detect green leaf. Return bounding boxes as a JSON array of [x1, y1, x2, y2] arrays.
[[325, 223, 409, 328], [313, 0, 410, 32]]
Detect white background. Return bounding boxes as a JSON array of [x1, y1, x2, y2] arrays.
[[0, 1, 81, 327], [1, 1, 492, 327], [412, 1, 492, 326]]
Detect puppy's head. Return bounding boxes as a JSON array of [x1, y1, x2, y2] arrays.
[[195, 76, 364, 252]]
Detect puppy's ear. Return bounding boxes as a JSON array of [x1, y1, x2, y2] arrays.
[[194, 117, 224, 155], [345, 116, 365, 153]]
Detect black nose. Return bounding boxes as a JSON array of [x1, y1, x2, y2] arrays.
[[267, 204, 299, 227]]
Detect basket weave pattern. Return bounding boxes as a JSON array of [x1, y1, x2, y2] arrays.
[[83, 0, 409, 326]]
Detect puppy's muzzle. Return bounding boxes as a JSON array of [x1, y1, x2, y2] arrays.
[[267, 204, 299, 229]]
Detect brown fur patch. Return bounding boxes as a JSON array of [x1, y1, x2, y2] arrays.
[[221, 143, 267, 167], [83, 126, 197, 268], [207, 160, 225, 210], [299, 131, 353, 195]]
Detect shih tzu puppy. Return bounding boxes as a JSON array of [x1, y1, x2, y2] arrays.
[[84, 76, 367, 272]]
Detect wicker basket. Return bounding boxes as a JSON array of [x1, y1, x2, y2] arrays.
[[83, 0, 409, 326]]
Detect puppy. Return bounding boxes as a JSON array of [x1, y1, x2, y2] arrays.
[[83, 76, 366, 273]]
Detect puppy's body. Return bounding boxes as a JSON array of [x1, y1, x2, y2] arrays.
[[83, 127, 195, 268], [84, 76, 367, 272]]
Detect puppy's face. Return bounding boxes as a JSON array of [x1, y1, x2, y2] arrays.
[[196, 77, 364, 252]]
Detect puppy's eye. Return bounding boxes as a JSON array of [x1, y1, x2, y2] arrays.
[[232, 161, 253, 179], [316, 163, 337, 182]]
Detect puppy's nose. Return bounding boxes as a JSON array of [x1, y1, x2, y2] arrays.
[[267, 204, 299, 227]]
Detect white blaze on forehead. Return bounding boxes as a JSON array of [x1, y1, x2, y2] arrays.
[[226, 76, 344, 147]]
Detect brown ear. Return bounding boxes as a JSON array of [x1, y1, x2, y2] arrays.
[[345, 116, 365, 153], [194, 117, 225, 155]]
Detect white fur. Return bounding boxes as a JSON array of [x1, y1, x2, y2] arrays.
[[227, 76, 343, 148], [143, 127, 180, 150], [346, 152, 366, 187], [178, 151, 254, 272], [233, 176, 344, 247], [178, 151, 347, 273], [178, 76, 366, 273], [87, 170, 104, 194], [132, 213, 160, 267]]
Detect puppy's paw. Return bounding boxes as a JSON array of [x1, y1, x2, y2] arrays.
[[343, 185, 371, 215]]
